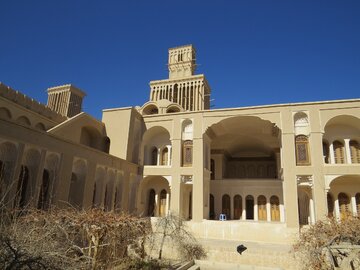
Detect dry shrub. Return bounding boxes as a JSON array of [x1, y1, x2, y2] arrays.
[[150, 213, 206, 261], [0, 207, 151, 270], [293, 216, 360, 270]]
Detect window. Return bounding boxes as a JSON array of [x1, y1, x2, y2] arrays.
[[338, 192, 350, 220], [161, 147, 168, 165], [209, 194, 215, 219], [15, 166, 29, 208], [356, 193, 360, 216], [234, 195, 242, 220], [148, 189, 155, 216], [327, 193, 334, 218], [246, 195, 254, 220], [210, 159, 215, 180], [257, 195, 267, 221], [270, 196, 280, 221], [350, 140, 360, 163], [151, 147, 158, 165], [222, 194, 230, 219], [295, 135, 311, 165], [92, 183, 96, 208], [182, 140, 193, 166], [38, 169, 50, 210], [159, 189, 167, 217], [333, 141, 345, 164], [323, 141, 329, 164]]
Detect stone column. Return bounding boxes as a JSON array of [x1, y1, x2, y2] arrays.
[[167, 146, 172, 166], [170, 138, 181, 215], [157, 148, 160, 166], [242, 196, 246, 220], [266, 201, 271, 222], [334, 198, 340, 220], [155, 193, 159, 216], [281, 108, 299, 228], [275, 151, 281, 179], [280, 203, 285, 222], [254, 202, 258, 221], [351, 196, 357, 216], [166, 191, 170, 215], [344, 139, 352, 164], [329, 142, 335, 164], [192, 118, 205, 221]]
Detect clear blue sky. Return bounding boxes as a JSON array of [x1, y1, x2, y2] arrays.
[[1, 1, 359, 119]]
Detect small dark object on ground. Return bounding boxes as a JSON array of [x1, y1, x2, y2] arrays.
[[237, 245, 247, 255]]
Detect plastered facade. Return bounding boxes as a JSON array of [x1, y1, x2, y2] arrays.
[[1, 45, 360, 244]]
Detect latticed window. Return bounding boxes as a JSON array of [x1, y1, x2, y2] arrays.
[[323, 141, 329, 164], [356, 193, 360, 216], [151, 147, 158, 165], [270, 196, 280, 221], [258, 195, 267, 221], [182, 140, 193, 166], [338, 192, 350, 220], [161, 147, 168, 165], [295, 135, 310, 165], [233, 195, 242, 220], [327, 193, 334, 218], [222, 194, 231, 219], [350, 140, 360, 163], [210, 159, 215, 180], [333, 141, 345, 164]]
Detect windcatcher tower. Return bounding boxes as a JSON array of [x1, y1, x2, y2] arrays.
[[149, 45, 211, 111], [47, 84, 86, 118]]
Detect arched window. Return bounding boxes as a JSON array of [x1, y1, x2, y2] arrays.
[[350, 140, 360, 163], [182, 140, 193, 167], [159, 189, 167, 217], [161, 147, 168, 165], [38, 169, 50, 210], [356, 193, 360, 216], [257, 195, 267, 221], [92, 183, 96, 208], [323, 141, 329, 164], [113, 188, 118, 210], [210, 159, 215, 180], [148, 189, 156, 217], [246, 195, 254, 220], [222, 194, 230, 219], [209, 194, 215, 220], [295, 135, 310, 165], [270, 196, 280, 221], [15, 166, 29, 208], [173, 84, 178, 103], [327, 193, 334, 218], [234, 195, 242, 220], [103, 186, 108, 210], [333, 141, 345, 164], [338, 192, 350, 220], [151, 147, 158, 165]]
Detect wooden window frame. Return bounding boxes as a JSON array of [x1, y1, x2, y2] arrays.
[[182, 140, 193, 167], [295, 135, 311, 166]]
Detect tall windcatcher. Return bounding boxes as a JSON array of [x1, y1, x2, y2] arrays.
[[47, 84, 86, 118], [149, 44, 211, 111]]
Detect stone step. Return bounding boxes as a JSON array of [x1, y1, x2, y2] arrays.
[[195, 260, 283, 270]]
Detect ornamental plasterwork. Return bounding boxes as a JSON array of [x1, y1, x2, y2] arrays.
[[181, 175, 192, 183], [296, 175, 313, 186]]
